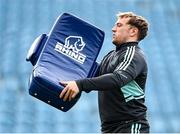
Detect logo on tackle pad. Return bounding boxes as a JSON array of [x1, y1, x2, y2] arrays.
[[55, 36, 86, 64]]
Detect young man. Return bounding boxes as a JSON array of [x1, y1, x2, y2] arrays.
[[59, 12, 150, 133]]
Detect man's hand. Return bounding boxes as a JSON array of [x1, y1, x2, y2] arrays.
[[59, 81, 80, 101]]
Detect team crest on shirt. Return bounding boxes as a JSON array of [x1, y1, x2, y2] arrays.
[[54, 36, 86, 64]]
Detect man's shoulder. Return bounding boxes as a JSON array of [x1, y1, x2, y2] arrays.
[[103, 50, 114, 58]]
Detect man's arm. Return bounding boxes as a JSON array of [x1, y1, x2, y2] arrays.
[[60, 52, 145, 101], [76, 52, 145, 91]]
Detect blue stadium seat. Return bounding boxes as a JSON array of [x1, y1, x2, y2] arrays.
[[150, 114, 168, 133], [170, 115, 180, 132]]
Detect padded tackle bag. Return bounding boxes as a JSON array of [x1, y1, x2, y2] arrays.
[[26, 13, 104, 112]]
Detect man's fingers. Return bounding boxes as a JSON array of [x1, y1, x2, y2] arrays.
[[59, 86, 68, 98], [68, 91, 74, 101], [72, 92, 77, 99], [63, 88, 71, 101], [59, 81, 79, 101]]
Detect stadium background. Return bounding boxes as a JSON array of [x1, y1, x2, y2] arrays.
[[0, 0, 180, 132]]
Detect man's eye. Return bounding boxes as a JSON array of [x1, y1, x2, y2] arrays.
[[117, 24, 122, 27]]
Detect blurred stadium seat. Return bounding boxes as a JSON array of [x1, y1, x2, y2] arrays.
[[0, 0, 180, 132]]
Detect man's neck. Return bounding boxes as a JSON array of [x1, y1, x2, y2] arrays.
[[115, 41, 138, 51]]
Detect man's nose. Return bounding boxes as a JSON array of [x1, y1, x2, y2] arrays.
[[112, 26, 116, 32]]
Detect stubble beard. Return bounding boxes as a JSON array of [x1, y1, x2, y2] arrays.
[[112, 38, 122, 46]]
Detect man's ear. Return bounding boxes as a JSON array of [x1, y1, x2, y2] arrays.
[[130, 27, 138, 37]]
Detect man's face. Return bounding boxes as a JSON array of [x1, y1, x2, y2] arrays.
[[112, 17, 132, 45]]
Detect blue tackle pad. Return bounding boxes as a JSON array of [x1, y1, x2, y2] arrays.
[[26, 13, 104, 112]]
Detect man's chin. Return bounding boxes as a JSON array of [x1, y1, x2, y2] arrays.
[[112, 40, 118, 46]]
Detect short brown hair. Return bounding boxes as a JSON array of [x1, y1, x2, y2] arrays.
[[117, 12, 149, 41]]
